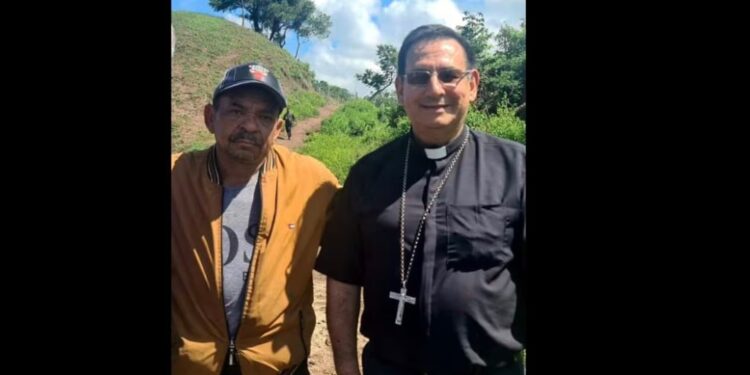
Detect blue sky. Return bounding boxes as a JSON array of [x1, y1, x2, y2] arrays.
[[172, 0, 525, 96]]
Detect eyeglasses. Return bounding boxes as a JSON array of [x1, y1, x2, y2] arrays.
[[403, 68, 473, 87]]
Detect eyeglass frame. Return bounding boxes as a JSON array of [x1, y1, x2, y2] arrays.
[[401, 68, 475, 88]]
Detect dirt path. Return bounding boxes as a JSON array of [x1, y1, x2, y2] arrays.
[[309, 271, 369, 374], [275, 102, 368, 373], [275, 103, 339, 150]]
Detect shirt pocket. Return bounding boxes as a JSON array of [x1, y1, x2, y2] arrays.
[[446, 203, 521, 270]]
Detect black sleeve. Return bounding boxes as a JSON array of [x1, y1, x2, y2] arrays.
[[314, 167, 364, 285]]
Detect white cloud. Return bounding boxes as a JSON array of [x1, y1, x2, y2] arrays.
[[303, 0, 384, 96], [223, 13, 252, 29], [305, 41, 381, 96], [481, 0, 525, 30], [174, 0, 524, 97], [300, 0, 524, 97], [379, 0, 465, 46]]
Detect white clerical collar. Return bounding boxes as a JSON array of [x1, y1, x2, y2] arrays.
[[415, 126, 469, 160], [424, 146, 447, 160]]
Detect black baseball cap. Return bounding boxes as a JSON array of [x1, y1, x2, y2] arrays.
[[212, 62, 287, 109]]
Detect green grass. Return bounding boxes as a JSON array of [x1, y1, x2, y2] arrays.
[[299, 133, 373, 182], [466, 106, 526, 144], [299, 100, 404, 182], [287, 91, 328, 120], [187, 139, 214, 152], [172, 11, 326, 153], [300, 100, 525, 182]]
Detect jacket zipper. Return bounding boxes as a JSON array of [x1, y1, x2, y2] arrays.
[[228, 339, 237, 366], [225, 174, 265, 368]]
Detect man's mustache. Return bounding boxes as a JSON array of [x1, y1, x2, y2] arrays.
[[230, 132, 261, 144]]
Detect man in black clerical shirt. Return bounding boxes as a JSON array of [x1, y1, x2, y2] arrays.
[[315, 24, 525, 375]]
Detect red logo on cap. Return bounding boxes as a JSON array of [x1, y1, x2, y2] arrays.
[[248, 65, 268, 81]]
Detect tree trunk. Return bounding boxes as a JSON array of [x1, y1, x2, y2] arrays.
[[252, 4, 262, 33], [367, 78, 395, 100], [279, 28, 287, 47], [514, 102, 526, 120], [295, 33, 301, 59]]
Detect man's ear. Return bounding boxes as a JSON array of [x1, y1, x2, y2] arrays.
[[271, 117, 284, 139], [468, 69, 480, 102], [204, 104, 216, 134], [395, 75, 404, 105]]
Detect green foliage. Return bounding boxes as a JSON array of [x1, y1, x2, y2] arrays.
[[480, 22, 526, 112], [287, 91, 327, 120], [465, 105, 526, 144], [298, 10, 331, 40], [314, 80, 353, 102], [209, 0, 330, 48], [318, 100, 380, 137], [457, 12, 526, 113], [304, 14, 526, 180], [171, 12, 321, 152], [188, 139, 214, 152], [457, 11, 493, 64], [299, 98, 524, 182], [298, 133, 371, 183], [299, 100, 404, 182], [295, 10, 331, 58], [355, 44, 398, 99]]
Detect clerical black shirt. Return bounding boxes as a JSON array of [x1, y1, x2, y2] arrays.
[[315, 126, 525, 374]]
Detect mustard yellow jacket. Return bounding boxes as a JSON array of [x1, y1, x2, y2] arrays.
[[172, 145, 338, 374]]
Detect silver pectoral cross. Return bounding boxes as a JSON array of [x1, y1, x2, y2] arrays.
[[389, 287, 416, 325]]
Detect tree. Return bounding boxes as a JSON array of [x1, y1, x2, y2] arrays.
[[457, 12, 526, 113], [496, 21, 526, 58], [209, 0, 268, 33], [314, 80, 353, 102], [265, 0, 314, 47], [355, 44, 398, 100], [483, 22, 525, 111], [209, 0, 330, 49], [457, 11, 492, 66], [295, 11, 331, 59]]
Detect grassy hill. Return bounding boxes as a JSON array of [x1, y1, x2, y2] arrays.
[[171, 11, 325, 152]]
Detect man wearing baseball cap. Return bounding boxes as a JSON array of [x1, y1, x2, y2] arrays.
[[172, 62, 339, 375]]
